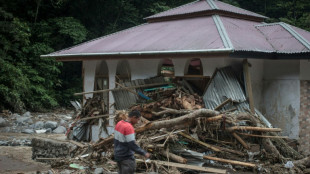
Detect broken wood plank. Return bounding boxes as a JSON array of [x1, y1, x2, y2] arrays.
[[236, 132, 289, 139], [178, 132, 221, 152], [214, 98, 232, 111], [136, 159, 226, 174], [78, 114, 113, 121], [232, 132, 250, 149], [203, 155, 256, 168], [227, 126, 282, 132], [243, 59, 255, 114], [74, 82, 171, 96]]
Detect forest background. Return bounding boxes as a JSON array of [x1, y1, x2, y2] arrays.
[[0, 0, 309, 112]]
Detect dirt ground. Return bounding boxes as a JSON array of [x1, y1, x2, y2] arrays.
[[0, 133, 67, 174]]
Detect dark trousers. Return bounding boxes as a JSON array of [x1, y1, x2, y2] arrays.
[[117, 158, 136, 174]]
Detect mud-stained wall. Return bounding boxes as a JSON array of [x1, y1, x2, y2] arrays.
[[299, 80, 310, 155], [262, 60, 300, 139]]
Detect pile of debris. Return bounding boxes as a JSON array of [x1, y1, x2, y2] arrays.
[[35, 66, 310, 174]]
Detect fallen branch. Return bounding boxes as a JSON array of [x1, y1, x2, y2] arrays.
[[232, 132, 250, 149], [160, 149, 187, 164], [214, 98, 232, 111], [179, 132, 220, 152]]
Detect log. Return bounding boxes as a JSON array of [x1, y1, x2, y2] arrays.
[[236, 132, 289, 139], [152, 107, 191, 116], [293, 156, 310, 167], [232, 132, 250, 149], [214, 98, 232, 111], [227, 126, 281, 132], [203, 156, 256, 168], [160, 149, 187, 164], [136, 109, 220, 133], [136, 159, 226, 174], [262, 138, 285, 162]]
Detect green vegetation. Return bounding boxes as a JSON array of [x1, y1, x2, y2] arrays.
[[0, 0, 309, 112]]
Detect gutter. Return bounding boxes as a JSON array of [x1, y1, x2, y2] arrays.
[[41, 48, 233, 58]]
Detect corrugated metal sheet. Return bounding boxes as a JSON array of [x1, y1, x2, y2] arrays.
[[221, 17, 274, 52], [256, 24, 309, 52], [203, 66, 272, 127], [291, 25, 310, 45], [46, 16, 225, 56], [146, 0, 211, 19], [146, 0, 266, 20], [214, 0, 267, 19], [112, 77, 166, 110]]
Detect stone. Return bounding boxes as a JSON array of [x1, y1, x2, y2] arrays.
[[60, 119, 66, 126], [44, 121, 58, 130], [16, 117, 33, 125], [53, 126, 66, 134], [0, 117, 7, 127], [94, 168, 104, 174], [22, 129, 34, 134], [11, 113, 21, 119], [34, 121, 44, 129], [22, 111, 31, 117]]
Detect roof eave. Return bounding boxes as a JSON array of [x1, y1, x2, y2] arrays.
[[41, 49, 233, 61]]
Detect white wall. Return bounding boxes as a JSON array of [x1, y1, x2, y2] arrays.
[[300, 59, 310, 80], [83, 60, 98, 99], [248, 59, 264, 111], [129, 59, 161, 80], [262, 60, 300, 139]]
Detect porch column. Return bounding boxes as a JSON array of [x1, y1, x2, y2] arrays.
[[106, 60, 118, 127], [172, 59, 187, 76], [83, 60, 98, 101]]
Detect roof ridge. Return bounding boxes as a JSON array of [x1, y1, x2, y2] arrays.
[[145, 0, 200, 19], [279, 22, 310, 50], [212, 15, 233, 49], [256, 22, 310, 50], [206, 0, 218, 9], [214, 0, 267, 18]]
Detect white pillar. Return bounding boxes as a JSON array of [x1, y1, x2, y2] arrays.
[[106, 60, 118, 128], [83, 60, 98, 100], [172, 59, 188, 76]]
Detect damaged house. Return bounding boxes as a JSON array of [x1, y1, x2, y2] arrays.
[[42, 0, 310, 156]]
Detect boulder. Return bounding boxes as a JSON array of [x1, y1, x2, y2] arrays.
[[22, 129, 34, 134], [22, 111, 31, 117], [34, 121, 44, 129], [0, 117, 7, 127], [44, 121, 58, 130], [53, 126, 67, 134], [16, 117, 33, 125]]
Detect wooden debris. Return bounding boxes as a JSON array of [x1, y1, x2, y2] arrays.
[[203, 155, 256, 167], [237, 132, 289, 139], [136, 159, 227, 174]]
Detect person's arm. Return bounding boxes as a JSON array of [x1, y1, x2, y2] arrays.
[[125, 127, 146, 156]]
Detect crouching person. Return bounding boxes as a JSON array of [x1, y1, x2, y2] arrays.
[[114, 110, 150, 174]]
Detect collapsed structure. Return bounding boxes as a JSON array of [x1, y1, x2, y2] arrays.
[[40, 0, 310, 173]]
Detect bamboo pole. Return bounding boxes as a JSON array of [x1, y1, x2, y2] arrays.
[[237, 132, 289, 139], [203, 156, 256, 168], [227, 126, 282, 132], [232, 132, 250, 149], [74, 82, 170, 96]]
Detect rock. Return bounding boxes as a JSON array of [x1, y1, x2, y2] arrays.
[[22, 129, 34, 134], [35, 121, 44, 129], [53, 126, 66, 134], [60, 119, 66, 126], [22, 111, 31, 117], [11, 113, 21, 119], [44, 121, 58, 130], [0, 117, 7, 127], [0, 140, 8, 146], [16, 117, 33, 125], [94, 168, 104, 174]]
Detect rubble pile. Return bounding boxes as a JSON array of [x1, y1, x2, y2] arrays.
[[31, 66, 309, 173]]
